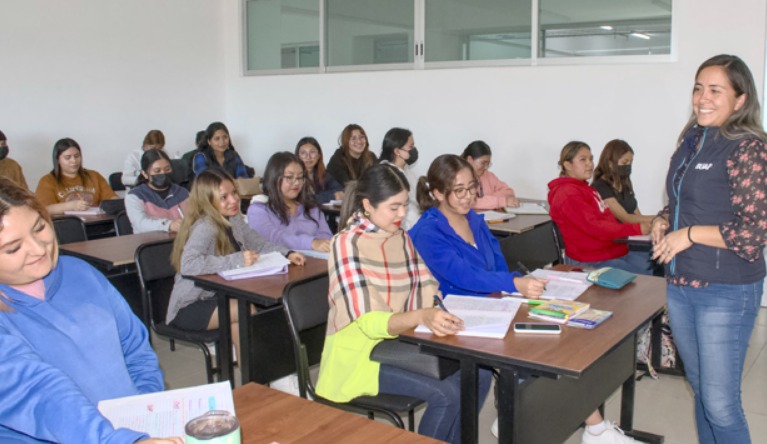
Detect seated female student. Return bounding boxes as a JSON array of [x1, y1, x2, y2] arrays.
[[548, 141, 652, 275], [591, 139, 655, 225], [122, 129, 166, 188], [295, 137, 344, 204], [0, 177, 181, 444], [247, 152, 333, 252], [378, 127, 421, 229], [315, 164, 491, 444], [125, 149, 189, 233], [409, 154, 546, 297], [167, 169, 304, 363], [35, 138, 118, 215], [461, 140, 519, 210], [0, 130, 29, 189], [192, 122, 254, 179], [325, 124, 378, 186]]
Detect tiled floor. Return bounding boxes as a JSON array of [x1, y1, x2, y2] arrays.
[[154, 308, 767, 443]]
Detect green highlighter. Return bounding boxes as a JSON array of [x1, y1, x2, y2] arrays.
[[530, 308, 567, 318]]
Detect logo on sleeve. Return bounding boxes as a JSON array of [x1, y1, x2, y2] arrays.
[[694, 163, 713, 170]]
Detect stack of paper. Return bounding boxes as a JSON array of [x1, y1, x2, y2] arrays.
[[505, 202, 549, 215], [479, 210, 516, 223], [218, 251, 290, 280], [508, 269, 592, 301], [64, 207, 103, 216], [416, 295, 522, 339]]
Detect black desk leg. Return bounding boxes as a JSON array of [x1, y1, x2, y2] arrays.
[[237, 298, 252, 385], [459, 360, 479, 444], [217, 293, 234, 388], [622, 335, 665, 444], [497, 368, 518, 444]]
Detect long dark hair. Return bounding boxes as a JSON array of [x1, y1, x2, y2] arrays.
[[136, 149, 173, 186], [262, 152, 318, 226], [461, 140, 492, 160], [416, 154, 477, 212], [558, 141, 591, 177], [295, 137, 327, 189], [379, 127, 412, 162], [51, 138, 90, 185], [340, 164, 409, 230], [339, 124, 376, 180], [593, 139, 634, 193], [198, 121, 237, 159]]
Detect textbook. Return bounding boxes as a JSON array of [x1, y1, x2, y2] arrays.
[[505, 202, 549, 215], [64, 207, 103, 216], [415, 295, 522, 339], [218, 251, 290, 280], [567, 309, 614, 329], [528, 299, 590, 324], [479, 210, 516, 223]]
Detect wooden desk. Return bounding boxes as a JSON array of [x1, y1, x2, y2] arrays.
[[487, 213, 551, 235], [233, 383, 441, 444], [188, 257, 328, 385], [401, 274, 667, 444], [54, 212, 118, 239], [320, 203, 342, 233]]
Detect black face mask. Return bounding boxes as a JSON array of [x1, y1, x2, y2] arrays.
[[149, 173, 172, 190], [617, 164, 632, 177], [0, 145, 8, 161], [404, 147, 419, 166]]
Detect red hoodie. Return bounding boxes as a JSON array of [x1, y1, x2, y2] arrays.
[[547, 176, 641, 262]]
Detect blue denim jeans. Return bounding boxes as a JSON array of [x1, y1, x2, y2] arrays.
[[564, 250, 653, 275], [378, 364, 493, 444], [667, 282, 762, 444]]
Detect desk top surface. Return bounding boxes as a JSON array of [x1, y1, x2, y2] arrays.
[[402, 273, 666, 378], [59, 231, 173, 267], [233, 383, 440, 444], [54, 212, 116, 225], [188, 256, 328, 306], [487, 213, 551, 234]]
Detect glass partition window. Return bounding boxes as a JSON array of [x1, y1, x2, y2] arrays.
[[245, 0, 320, 71], [425, 0, 532, 63], [325, 0, 414, 67], [539, 0, 672, 58]]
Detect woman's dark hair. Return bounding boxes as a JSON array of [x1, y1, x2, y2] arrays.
[[593, 139, 634, 193], [136, 148, 173, 186], [680, 54, 767, 143], [0, 130, 6, 141], [51, 138, 89, 185], [416, 154, 477, 212], [379, 127, 412, 162], [195, 130, 206, 148], [262, 151, 318, 226], [338, 124, 375, 180], [558, 141, 591, 177], [295, 136, 327, 189], [199, 121, 236, 152], [461, 140, 492, 160], [340, 164, 409, 230]]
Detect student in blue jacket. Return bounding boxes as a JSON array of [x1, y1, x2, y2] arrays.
[[0, 177, 181, 444]]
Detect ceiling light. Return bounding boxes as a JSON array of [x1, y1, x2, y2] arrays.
[[630, 32, 651, 40], [600, 25, 613, 30]]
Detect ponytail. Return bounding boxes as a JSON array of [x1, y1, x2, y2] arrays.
[[416, 176, 438, 212]]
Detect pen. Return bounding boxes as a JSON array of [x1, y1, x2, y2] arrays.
[[178, 207, 184, 218], [517, 261, 531, 275], [526, 300, 544, 306], [487, 219, 506, 224], [433, 295, 450, 313]]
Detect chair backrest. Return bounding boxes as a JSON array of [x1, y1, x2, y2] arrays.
[[170, 159, 191, 189], [114, 211, 134, 236], [282, 274, 330, 398], [134, 239, 176, 329], [498, 221, 563, 272], [53, 216, 87, 244], [109, 172, 126, 191], [551, 221, 566, 264]]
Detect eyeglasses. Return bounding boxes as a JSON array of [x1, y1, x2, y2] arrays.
[[282, 175, 306, 184], [451, 183, 480, 199], [350, 135, 367, 142], [298, 150, 319, 159]]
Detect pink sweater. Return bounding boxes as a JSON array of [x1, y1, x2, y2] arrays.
[[472, 170, 515, 210]]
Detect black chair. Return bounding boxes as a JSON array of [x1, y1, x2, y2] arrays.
[[109, 172, 126, 191], [170, 159, 191, 190], [114, 211, 134, 236], [135, 239, 222, 383], [282, 274, 425, 431], [53, 216, 87, 244], [498, 221, 564, 272]]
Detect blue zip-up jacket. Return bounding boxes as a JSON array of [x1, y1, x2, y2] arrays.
[[0, 256, 163, 443], [409, 207, 520, 296]]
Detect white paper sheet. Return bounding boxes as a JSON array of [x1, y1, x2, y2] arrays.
[[504, 202, 549, 215], [415, 295, 521, 338], [218, 251, 291, 280]]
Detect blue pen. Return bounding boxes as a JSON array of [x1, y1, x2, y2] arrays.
[[433, 295, 450, 313]]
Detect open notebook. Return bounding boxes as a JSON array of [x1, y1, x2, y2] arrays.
[[505, 202, 549, 215], [506, 269, 592, 301], [415, 296, 522, 339], [218, 252, 290, 280]]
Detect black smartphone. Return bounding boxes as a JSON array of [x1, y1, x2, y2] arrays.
[[513, 322, 562, 335]]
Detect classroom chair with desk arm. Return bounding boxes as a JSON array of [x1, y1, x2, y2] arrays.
[[135, 238, 223, 383], [114, 211, 134, 236], [282, 273, 426, 431], [108, 171, 126, 192], [52, 215, 88, 244]]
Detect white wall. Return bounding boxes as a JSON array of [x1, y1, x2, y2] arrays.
[[222, 0, 766, 213], [0, 0, 226, 187]]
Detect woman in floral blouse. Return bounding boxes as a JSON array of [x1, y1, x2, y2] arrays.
[[651, 54, 767, 444]]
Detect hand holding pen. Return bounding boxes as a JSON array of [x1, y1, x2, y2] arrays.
[[426, 295, 464, 336], [513, 261, 548, 299]]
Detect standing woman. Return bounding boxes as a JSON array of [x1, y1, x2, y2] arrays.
[[379, 127, 421, 229], [315, 164, 491, 444], [247, 152, 333, 252], [168, 169, 304, 363], [591, 139, 655, 225], [325, 124, 378, 185], [125, 149, 189, 233], [35, 138, 118, 215], [193, 122, 254, 179], [123, 129, 166, 188], [295, 137, 344, 204], [548, 141, 652, 275], [652, 54, 767, 443], [0, 177, 181, 444], [461, 141, 519, 210]]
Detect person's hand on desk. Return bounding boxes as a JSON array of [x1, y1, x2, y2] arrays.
[[506, 196, 520, 208], [67, 199, 89, 211], [652, 227, 692, 264], [513, 276, 547, 299], [421, 307, 465, 337], [242, 250, 259, 266], [137, 437, 184, 444], [287, 251, 305, 266], [311, 239, 331, 252]]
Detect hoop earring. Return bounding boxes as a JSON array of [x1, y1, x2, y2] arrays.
[[363, 210, 370, 217]]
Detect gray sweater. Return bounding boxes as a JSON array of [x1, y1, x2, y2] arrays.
[[165, 215, 289, 324]]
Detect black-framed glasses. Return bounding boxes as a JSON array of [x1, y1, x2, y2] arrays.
[[282, 175, 306, 184], [452, 183, 480, 199]]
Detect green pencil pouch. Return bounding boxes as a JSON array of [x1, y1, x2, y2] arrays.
[[586, 267, 637, 290]]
